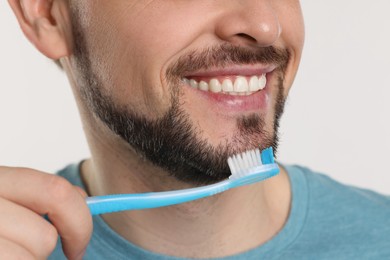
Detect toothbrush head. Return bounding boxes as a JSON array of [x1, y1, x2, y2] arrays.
[[227, 147, 278, 183]]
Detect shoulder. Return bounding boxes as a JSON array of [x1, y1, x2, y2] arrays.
[[289, 164, 390, 210], [284, 165, 390, 258]]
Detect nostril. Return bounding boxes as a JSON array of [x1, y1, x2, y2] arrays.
[[236, 33, 257, 43]]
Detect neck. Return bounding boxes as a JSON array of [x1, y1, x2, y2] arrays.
[[81, 128, 291, 258]]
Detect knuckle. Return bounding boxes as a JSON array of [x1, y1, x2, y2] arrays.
[[46, 175, 75, 203]]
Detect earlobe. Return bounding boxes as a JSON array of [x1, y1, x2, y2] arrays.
[[8, 0, 71, 60]]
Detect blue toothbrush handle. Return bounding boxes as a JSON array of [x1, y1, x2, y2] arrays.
[[86, 148, 279, 216], [86, 180, 231, 215]]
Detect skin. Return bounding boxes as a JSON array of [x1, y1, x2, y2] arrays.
[[4, 0, 304, 259]]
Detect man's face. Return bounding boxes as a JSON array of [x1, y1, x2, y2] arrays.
[[68, 1, 304, 184]]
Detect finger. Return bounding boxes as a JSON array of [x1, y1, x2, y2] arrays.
[[0, 167, 93, 259], [0, 197, 58, 259], [0, 236, 35, 260], [74, 186, 88, 198]]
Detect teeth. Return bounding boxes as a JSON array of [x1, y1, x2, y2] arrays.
[[258, 74, 266, 90], [190, 79, 198, 89], [234, 77, 249, 93], [184, 74, 267, 96], [209, 79, 222, 93], [183, 78, 190, 86], [222, 79, 234, 92], [199, 81, 209, 91], [249, 76, 259, 91]]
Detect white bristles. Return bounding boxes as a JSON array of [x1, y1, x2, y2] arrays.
[[243, 152, 250, 170], [255, 149, 262, 164], [227, 157, 236, 176], [250, 150, 257, 167], [228, 149, 264, 179]]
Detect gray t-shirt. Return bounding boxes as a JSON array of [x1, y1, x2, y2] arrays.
[[50, 164, 390, 259]]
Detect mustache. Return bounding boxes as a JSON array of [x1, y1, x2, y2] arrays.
[[166, 43, 290, 79]]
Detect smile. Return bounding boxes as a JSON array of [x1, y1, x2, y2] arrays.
[[183, 74, 267, 96], [179, 65, 278, 112]]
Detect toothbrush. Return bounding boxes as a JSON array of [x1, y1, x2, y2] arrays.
[[86, 147, 279, 215]]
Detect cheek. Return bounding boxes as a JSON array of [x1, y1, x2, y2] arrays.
[[280, 10, 305, 54], [272, 0, 305, 47], [77, 3, 174, 117], [274, 2, 305, 95], [78, 1, 205, 118]]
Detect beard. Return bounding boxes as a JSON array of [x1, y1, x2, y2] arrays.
[[70, 8, 290, 185]]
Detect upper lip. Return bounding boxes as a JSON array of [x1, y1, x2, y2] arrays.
[[183, 64, 277, 78]]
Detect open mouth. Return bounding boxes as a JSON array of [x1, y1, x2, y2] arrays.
[[183, 74, 267, 96], [181, 65, 276, 97], [179, 65, 278, 112]]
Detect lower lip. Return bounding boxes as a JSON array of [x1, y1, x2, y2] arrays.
[[197, 89, 268, 113]]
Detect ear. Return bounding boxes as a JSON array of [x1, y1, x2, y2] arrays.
[[8, 0, 72, 59]]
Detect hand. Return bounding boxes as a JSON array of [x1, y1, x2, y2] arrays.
[[0, 166, 92, 260]]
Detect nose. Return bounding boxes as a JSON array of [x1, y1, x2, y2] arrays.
[[214, 1, 281, 48]]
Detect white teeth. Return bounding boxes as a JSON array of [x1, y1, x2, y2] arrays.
[[249, 76, 259, 91], [234, 77, 249, 93], [183, 78, 190, 86], [190, 79, 198, 89], [258, 74, 266, 90], [209, 79, 222, 93], [222, 79, 234, 92], [184, 74, 267, 96], [199, 81, 209, 91], [248, 74, 267, 91]]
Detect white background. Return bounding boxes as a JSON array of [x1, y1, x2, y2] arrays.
[[1, 1, 389, 194]]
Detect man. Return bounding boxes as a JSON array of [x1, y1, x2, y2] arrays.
[[1, 0, 389, 259]]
